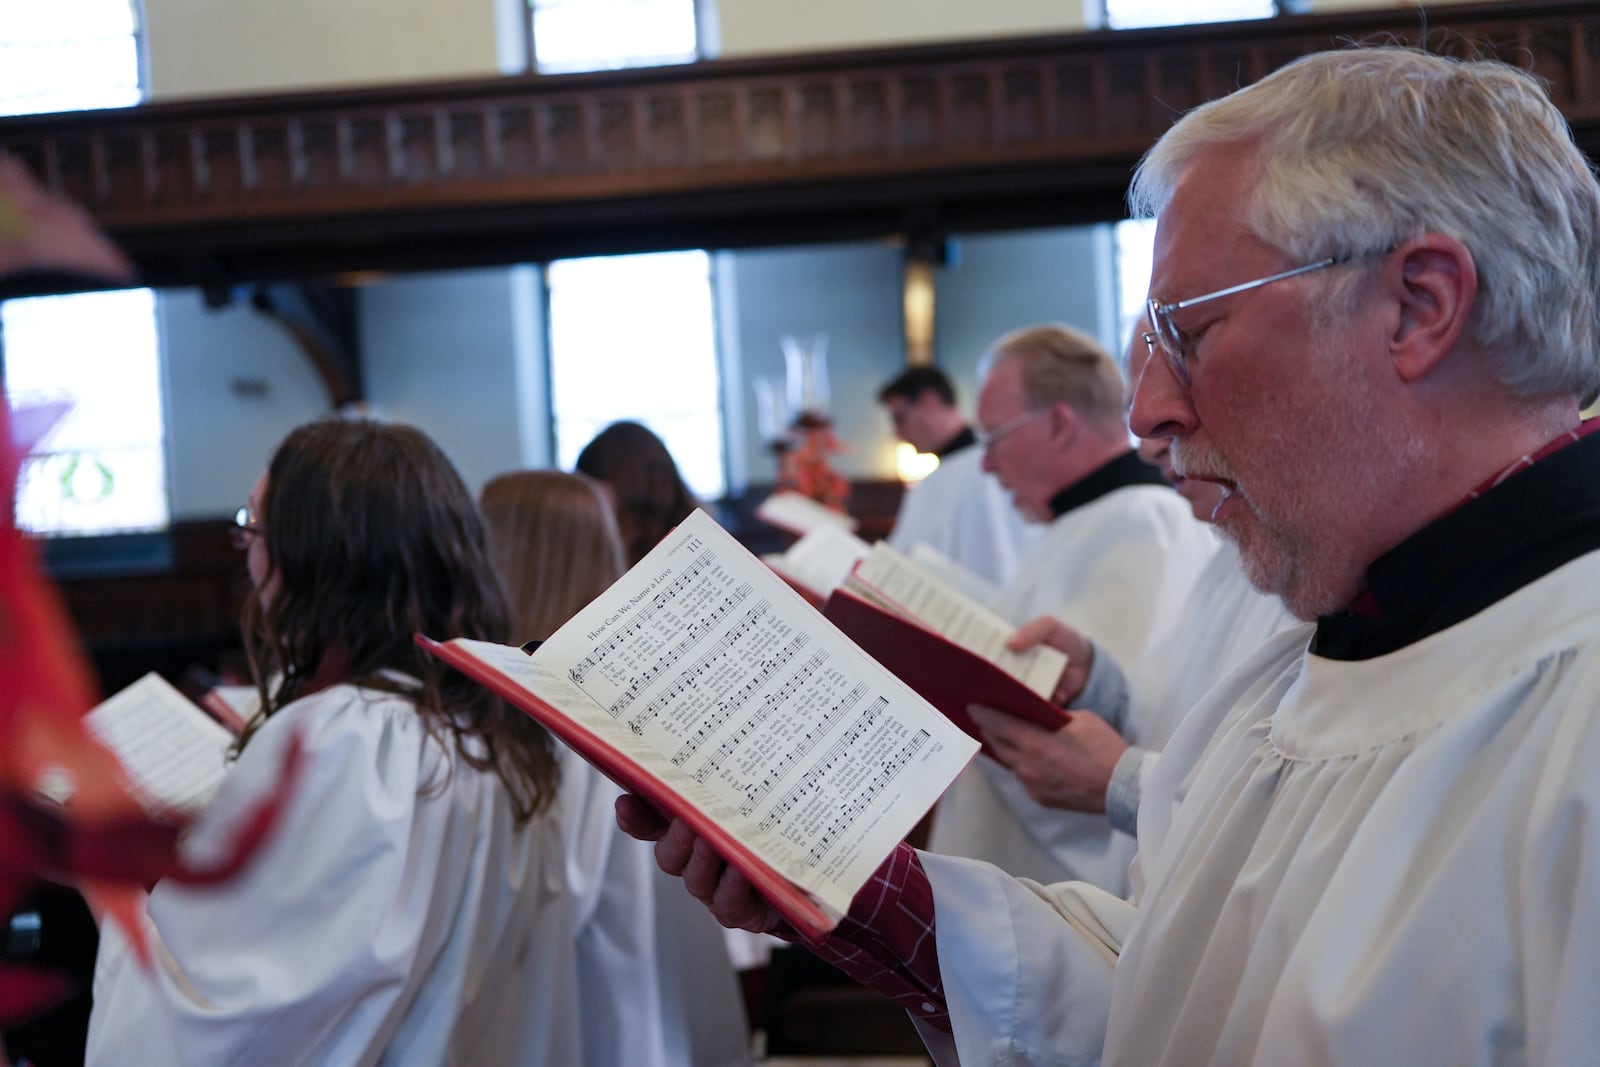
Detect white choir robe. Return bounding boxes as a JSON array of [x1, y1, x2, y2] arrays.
[[87, 683, 582, 1067], [1111, 541, 1303, 852], [558, 748, 752, 1067], [922, 549, 1600, 1066], [928, 484, 1218, 891], [888, 444, 1038, 591]]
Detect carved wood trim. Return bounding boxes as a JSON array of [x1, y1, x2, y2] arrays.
[[1, 2, 1595, 290]]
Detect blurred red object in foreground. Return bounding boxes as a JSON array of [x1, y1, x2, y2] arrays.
[[0, 160, 301, 1027]]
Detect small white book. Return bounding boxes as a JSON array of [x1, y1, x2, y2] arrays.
[[762, 523, 872, 606], [754, 489, 859, 536], [84, 672, 234, 816]]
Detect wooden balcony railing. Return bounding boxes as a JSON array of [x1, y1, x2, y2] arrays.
[[1, 1, 1596, 290]]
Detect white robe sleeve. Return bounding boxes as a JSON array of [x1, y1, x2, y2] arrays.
[[88, 690, 492, 1066], [923, 852, 1132, 1067]]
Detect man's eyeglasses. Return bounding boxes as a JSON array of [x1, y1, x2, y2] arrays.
[[1143, 256, 1347, 389], [975, 408, 1047, 451], [230, 504, 261, 550]]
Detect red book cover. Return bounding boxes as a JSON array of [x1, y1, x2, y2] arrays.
[[822, 588, 1067, 760]]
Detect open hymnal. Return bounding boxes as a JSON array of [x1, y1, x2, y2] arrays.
[[419, 508, 979, 939], [754, 489, 859, 537], [906, 542, 1003, 609], [84, 672, 236, 816], [823, 542, 1069, 752], [762, 523, 872, 606]]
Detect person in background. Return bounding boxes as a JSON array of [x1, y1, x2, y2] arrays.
[[926, 324, 1217, 892], [89, 417, 579, 1066], [877, 365, 1036, 591], [575, 421, 699, 565], [480, 469, 751, 1067]]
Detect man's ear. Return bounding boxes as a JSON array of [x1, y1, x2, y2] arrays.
[[1046, 401, 1080, 448], [1388, 234, 1477, 383]]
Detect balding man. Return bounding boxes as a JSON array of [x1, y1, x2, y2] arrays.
[[926, 324, 1217, 891]]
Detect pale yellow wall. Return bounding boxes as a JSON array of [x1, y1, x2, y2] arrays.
[[716, 0, 1090, 59], [143, 0, 507, 100]]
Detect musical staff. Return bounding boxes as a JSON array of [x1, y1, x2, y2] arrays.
[[803, 728, 929, 865], [622, 597, 773, 728], [687, 643, 825, 779], [569, 550, 721, 686], [750, 686, 875, 822]]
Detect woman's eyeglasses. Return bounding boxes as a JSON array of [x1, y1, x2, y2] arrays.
[[230, 504, 261, 550]]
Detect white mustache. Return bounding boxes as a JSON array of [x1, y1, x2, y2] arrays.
[[1171, 440, 1236, 484]]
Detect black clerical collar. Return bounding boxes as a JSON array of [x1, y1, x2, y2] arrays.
[[1047, 450, 1168, 520], [1312, 427, 1600, 661], [935, 426, 977, 458]]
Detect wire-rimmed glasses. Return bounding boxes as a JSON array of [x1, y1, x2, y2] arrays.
[[975, 408, 1048, 451], [1143, 256, 1346, 388]]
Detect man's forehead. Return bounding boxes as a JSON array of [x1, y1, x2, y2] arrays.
[[1150, 149, 1263, 291], [979, 356, 1033, 418]]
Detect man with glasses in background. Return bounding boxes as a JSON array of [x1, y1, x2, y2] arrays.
[[624, 46, 1600, 1065], [925, 323, 1217, 893]]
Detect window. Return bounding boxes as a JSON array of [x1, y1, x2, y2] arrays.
[[1104, 0, 1276, 30], [531, 0, 725, 498], [546, 251, 725, 499], [4, 290, 167, 534], [1, 0, 166, 537], [529, 0, 698, 74], [0, 1, 142, 116], [1113, 217, 1157, 364]]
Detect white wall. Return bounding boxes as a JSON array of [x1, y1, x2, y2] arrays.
[[361, 267, 550, 496], [936, 227, 1119, 401], [159, 290, 330, 517]]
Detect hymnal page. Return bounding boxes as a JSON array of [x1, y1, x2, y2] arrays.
[[907, 542, 1003, 609], [456, 509, 976, 924], [85, 672, 234, 815], [766, 524, 872, 603], [849, 543, 1067, 699], [754, 490, 859, 536]]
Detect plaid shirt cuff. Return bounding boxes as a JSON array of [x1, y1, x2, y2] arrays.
[[773, 841, 951, 1033]]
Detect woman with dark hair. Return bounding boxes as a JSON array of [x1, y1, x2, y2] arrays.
[[87, 417, 578, 1065], [574, 420, 699, 565]]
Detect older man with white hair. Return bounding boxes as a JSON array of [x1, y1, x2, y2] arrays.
[[625, 47, 1600, 1065]]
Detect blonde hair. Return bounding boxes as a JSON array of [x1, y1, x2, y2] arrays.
[[480, 470, 627, 643], [987, 323, 1127, 430], [1131, 47, 1600, 402]]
